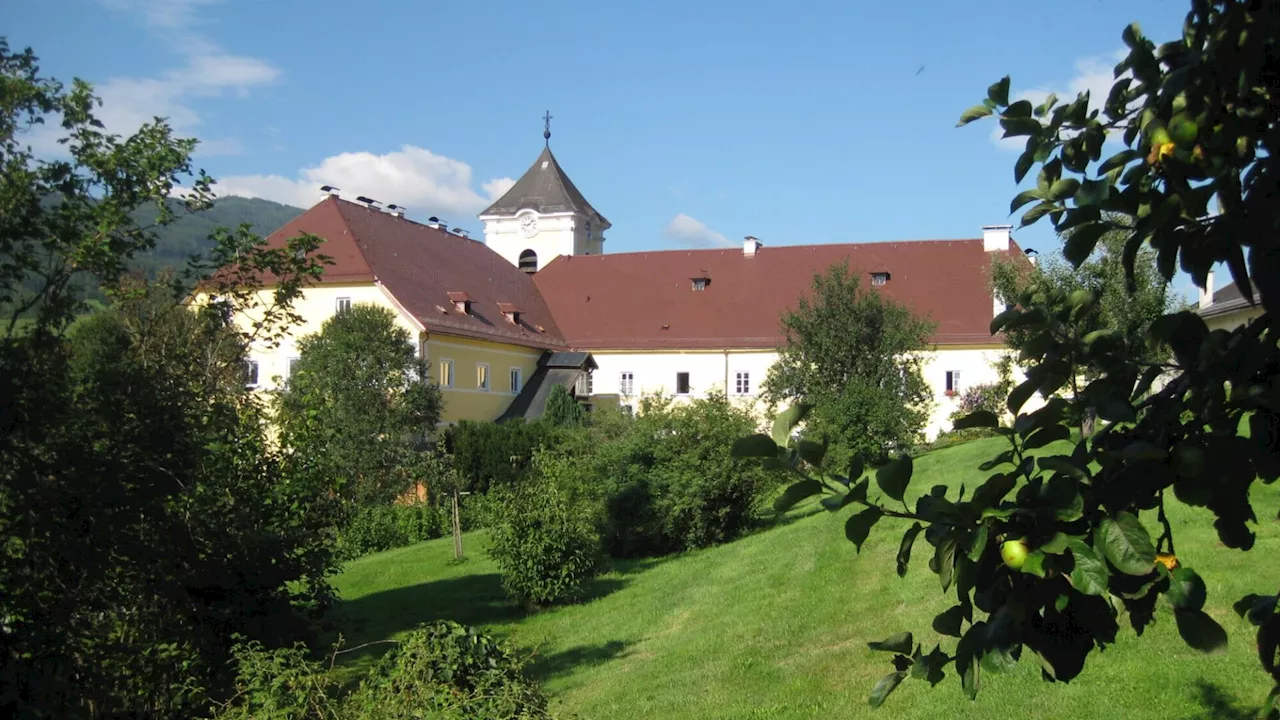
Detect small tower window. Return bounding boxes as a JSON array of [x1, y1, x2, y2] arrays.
[[518, 249, 538, 273], [870, 272, 890, 286]]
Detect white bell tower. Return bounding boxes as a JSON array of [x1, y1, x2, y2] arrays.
[[480, 113, 609, 273]]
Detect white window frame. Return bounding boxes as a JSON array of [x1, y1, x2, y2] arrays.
[[619, 371, 634, 396], [871, 273, 889, 286], [945, 370, 961, 394], [336, 296, 352, 313], [439, 359, 454, 388], [676, 372, 691, 395], [509, 367, 522, 395], [244, 359, 260, 388], [735, 371, 750, 395], [287, 356, 300, 379], [477, 363, 490, 391]]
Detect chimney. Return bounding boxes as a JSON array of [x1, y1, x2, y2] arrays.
[[427, 216, 447, 230], [1025, 248, 1039, 267], [387, 204, 406, 218], [982, 224, 1012, 252], [1199, 270, 1215, 310], [320, 185, 340, 199], [743, 236, 762, 257]]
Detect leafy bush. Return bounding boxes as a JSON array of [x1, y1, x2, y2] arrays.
[[547, 394, 779, 557], [487, 465, 605, 607], [445, 419, 556, 493], [337, 502, 451, 559], [210, 621, 552, 719]]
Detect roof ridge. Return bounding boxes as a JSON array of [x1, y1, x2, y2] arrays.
[[545, 237, 986, 263]]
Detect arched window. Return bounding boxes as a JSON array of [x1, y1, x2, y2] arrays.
[[518, 249, 538, 273]]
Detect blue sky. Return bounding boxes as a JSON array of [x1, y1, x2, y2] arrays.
[[11, 0, 1194, 295]]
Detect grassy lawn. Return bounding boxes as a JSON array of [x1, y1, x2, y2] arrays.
[[332, 436, 1280, 719]]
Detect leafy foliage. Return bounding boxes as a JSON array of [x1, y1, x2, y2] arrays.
[[337, 500, 452, 559], [487, 465, 606, 607], [445, 419, 556, 494], [543, 383, 586, 427], [0, 43, 338, 716], [763, 262, 935, 461], [210, 622, 553, 719], [740, 0, 1280, 708], [552, 393, 779, 557], [276, 304, 443, 508]]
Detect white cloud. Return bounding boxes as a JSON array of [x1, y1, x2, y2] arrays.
[[991, 50, 1128, 151], [214, 145, 517, 217], [21, 1, 277, 157], [663, 213, 732, 248]]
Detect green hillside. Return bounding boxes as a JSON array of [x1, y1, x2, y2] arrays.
[[332, 436, 1278, 720], [131, 195, 302, 274]]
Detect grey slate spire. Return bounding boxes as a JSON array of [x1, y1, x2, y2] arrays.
[[479, 128, 608, 222]]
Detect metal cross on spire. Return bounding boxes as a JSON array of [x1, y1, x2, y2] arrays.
[[543, 110, 553, 145]]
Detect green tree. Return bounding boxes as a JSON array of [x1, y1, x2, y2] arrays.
[[445, 419, 554, 494], [763, 262, 936, 461], [739, 0, 1280, 709], [544, 382, 586, 427], [276, 303, 443, 507], [0, 41, 332, 716], [991, 222, 1176, 368]]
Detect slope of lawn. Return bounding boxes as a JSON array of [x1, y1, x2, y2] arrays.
[[333, 436, 1280, 719]]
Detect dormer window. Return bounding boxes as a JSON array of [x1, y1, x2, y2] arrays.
[[497, 302, 521, 324], [447, 291, 472, 314], [691, 276, 710, 291], [870, 272, 890, 286]]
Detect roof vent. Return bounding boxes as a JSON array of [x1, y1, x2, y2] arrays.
[[427, 216, 447, 230], [743, 236, 762, 257], [446, 291, 472, 314], [691, 276, 710, 291], [497, 302, 521, 324], [452, 227, 470, 238], [356, 196, 381, 209], [320, 185, 341, 198], [387, 204, 406, 217]]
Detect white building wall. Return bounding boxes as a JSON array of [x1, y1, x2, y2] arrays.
[[585, 344, 1017, 441]]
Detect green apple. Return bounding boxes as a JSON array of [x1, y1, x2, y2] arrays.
[[1001, 539, 1030, 570]]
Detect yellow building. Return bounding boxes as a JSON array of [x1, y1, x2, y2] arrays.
[[245, 195, 592, 426]]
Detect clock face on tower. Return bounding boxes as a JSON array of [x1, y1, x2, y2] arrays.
[[519, 214, 538, 238]]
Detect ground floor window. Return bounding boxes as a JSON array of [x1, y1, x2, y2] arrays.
[[439, 359, 454, 388], [676, 372, 690, 395], [244, 360, 260, 387], [510, 367, 522, 394], [620, 371, 634, 396], [735, 371, 750, 395], [477, 363, 490, 391]]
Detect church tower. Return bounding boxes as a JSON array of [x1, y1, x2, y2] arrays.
[[480, 113, 609, 273]]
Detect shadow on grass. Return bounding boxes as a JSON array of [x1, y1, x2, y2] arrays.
[[333, 573, 630, 665], [1183, 680, 1260, 720], [527, 639, 633, 682]]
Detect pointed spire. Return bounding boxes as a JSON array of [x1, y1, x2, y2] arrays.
[[542, 110, 552, 146]]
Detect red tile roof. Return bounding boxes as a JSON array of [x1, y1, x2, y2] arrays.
[[533, 239, 1027, 350], [263, 197, 565, 350]]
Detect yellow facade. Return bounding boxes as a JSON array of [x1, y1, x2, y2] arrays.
[[233, 282, 545, 426], [423, 333, 543, 424]]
